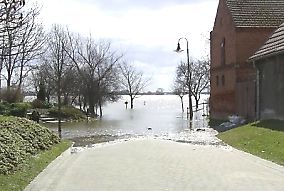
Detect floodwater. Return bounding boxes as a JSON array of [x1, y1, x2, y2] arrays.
[[43, 95, 222, 146]]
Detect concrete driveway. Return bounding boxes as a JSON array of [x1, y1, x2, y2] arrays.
[[24, 139, 284, 191]]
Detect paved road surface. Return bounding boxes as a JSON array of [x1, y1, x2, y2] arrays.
[[25, 139, 284, 191]]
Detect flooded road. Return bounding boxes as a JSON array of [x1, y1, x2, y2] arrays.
[[43, 95, 221, 146]]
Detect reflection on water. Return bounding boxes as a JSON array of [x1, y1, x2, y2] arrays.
[[43, 95, 219, 146]]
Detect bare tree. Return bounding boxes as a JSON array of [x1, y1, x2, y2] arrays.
[[0, 0, 26, 93], [95, 57, 121, 117], [174, 61, 188, 113], [173, 73, 186, 113], [61, 67, 81, 105], [174, 58, 210, 113], [43, 24, 71, 138], [65, 33, 122, 117], [0, 2, 44, 97], [15, 6, 45, 89], [119, 61, 150, 109], [190, 59, 210, 109], [30, 63, 55, 103]]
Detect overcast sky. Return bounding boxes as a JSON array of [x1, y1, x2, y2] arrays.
[[30, 0, 218, 92]]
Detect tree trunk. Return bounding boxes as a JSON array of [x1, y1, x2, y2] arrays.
[[88, 97, 95, 115], [180, 96, 184, 113], [130, 96, 134, 109], [7, 75, 11, 89], [195, 97, 199, 111], [99, 99, 103, 118], [63, 93, 69, 105], [79, 95, 82, 110], [57, 91, 62, 139], [189, 92, 193, 120], [46, 91, 50, 103], [18, 57, 25, 89], [89, 103, 95, 115]]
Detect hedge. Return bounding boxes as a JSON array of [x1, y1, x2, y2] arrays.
[[48, 106, 86, 120], [0, 102, 31, 117], [0, 116, 60, 175]]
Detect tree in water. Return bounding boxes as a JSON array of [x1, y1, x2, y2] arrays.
[[65, 32, 122, 117], [119, 61, 150, 109], [173, 77, 186, 113], [174, 58, 210, 113], [190, 59, 210, 110]]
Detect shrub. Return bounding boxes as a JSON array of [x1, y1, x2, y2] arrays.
[[0, 102, 10, 115], [48, 106, 85, 120], [0, 116, 60, 175], [31, 99, 52, 109], [9, 103, 31, 117], [0, 102, 31, 117], [0, 88, 23, 103]]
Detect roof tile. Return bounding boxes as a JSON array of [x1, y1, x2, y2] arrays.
[[226, 0, 284, 27], [249, 22, 284, 60]]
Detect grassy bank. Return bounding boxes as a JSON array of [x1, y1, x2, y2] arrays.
[[0, 140, 72, 191], [217, 120, 284, 166], [0, 116, 60, 174], [0, 115, 72, 190]]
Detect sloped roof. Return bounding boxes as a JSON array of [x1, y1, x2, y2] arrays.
[[249, 22, 284, 61], [226, 0, 284, 27]]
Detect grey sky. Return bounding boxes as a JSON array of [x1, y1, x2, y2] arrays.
[[31, 0, 218, 91], [88, 0, 205, 11]]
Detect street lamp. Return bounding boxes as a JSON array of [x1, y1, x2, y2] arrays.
[[175, 37, 193, 120]]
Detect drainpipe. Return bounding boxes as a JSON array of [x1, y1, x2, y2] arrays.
[[253, 61, 260, 120]]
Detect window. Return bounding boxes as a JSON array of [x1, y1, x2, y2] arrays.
[[222, 75, 225, 86], [216, 75, 219, 87], [221, 37, 226, 66]]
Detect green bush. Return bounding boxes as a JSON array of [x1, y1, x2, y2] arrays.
[[0, 88, 23, 103], [31, 99, 52, 109], [0, 102, 10, 115], [0, 102, 31, 117], [9, 103, 31, 117], [48, 106, 85, 120], [0, 116, 60, 175]]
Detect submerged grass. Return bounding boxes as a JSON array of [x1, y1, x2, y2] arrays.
[[0, 140, 72, 191], [217, 120, 284, 166]]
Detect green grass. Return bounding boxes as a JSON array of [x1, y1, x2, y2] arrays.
[[0, 140, 72, 191], [0, 116, 12, 122], [217, 120, 284, 166]]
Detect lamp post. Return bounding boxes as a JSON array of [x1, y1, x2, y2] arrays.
[[175, 37, 193, 121]]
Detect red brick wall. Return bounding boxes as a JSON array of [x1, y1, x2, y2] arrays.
[[210, 0, 237, 118], [211, 0, 236, 71], [235, 28, 276, 67]]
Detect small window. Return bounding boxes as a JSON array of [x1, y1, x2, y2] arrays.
[[216, 75, 219, 87], [222, 75, 225, 86], [221, 38, 226, 65]]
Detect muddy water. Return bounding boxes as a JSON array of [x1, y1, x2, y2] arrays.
[[43, 95, 221, 146]]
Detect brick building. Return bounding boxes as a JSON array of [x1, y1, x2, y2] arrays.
[[210, 0, 284, 120]]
